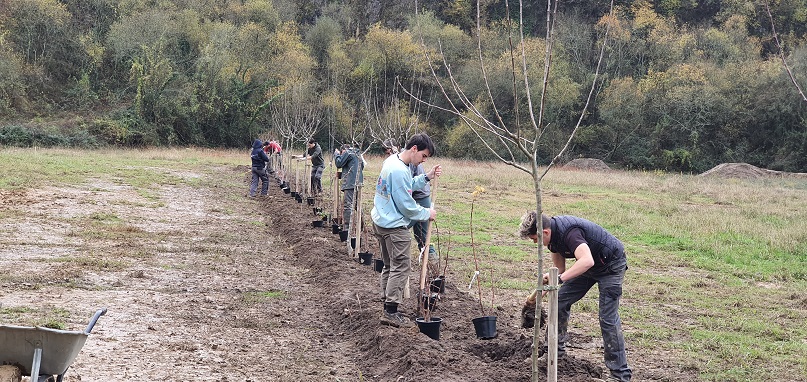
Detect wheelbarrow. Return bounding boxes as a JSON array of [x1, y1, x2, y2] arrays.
[[0, 308, 107, 382]]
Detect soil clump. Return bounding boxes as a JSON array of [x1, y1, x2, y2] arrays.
[[699, 162, 807, 179]]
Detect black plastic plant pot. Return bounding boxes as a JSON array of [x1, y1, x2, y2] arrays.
[[358, 252, 373, 265], [472, 316, 498, 340], [296, 196, 303, 203], [307, 197, 315, 206], [283, 187, 290, 194], [332, 224, 341, 234], [374, 259, 384, 273], [421, 292, 439, 312], [312, 220, 324, 228], [313, 207, 323, 214], [430, 276, 446, 294], [291, 191, 298, 198], [321, 215, 328, 222], [350, 237, 356, 249], [416, 317, 442, 341], [339, 230, 349, 242]]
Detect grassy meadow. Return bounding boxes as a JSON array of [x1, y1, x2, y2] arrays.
[[1, 147, 806, 381]]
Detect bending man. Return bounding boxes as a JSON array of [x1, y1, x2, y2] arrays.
[[520, 212, 632, 382]]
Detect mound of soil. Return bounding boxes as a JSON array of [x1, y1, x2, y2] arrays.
[[699, 163, 807, 179], [562, 158, 611, 172]]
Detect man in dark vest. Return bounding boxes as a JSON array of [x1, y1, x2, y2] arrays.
[[519, 211, 632, 382], [334, 144, 364, 229]]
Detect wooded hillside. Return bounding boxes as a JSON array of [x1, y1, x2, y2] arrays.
[[1, 0, 806, 172]]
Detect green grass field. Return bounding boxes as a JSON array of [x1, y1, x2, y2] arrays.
[[1, 147, 805, 381]]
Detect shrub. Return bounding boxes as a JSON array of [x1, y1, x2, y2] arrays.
[[0, 125, 33, 146], [88, 119, 129, 145]]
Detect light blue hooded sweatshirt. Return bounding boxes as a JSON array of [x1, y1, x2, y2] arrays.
[[371, 154, 430, 228]]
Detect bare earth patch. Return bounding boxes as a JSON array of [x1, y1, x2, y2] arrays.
[[0, 164, 691, 381]]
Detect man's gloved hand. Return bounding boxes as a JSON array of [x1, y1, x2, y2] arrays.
[[522, 303, 536, 329], [521, 290, 538, 328]]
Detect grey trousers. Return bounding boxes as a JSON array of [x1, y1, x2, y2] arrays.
[[372, 223, 411, 305], [250, 166, 269, 196], [311, 165, 324, 194], [342, 188, 355, 229], [551, 257, 632, 381]]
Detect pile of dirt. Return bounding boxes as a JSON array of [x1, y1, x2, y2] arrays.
[[699, 163, 807, 179], [562, 158, 611, 172]]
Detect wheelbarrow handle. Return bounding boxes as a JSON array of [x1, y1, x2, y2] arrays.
[[84, 308, 108, 335]]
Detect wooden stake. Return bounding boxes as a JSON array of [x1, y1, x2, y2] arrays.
[[294, 156, 300, 194], [352, 183, 363, 257], [418, 177, 438, 293], [547, 267, 559, 382], [332, 166, 339, 225]]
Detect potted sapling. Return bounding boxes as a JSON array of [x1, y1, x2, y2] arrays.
[[469, 186, 497, 339]]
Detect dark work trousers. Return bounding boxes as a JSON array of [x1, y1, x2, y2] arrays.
[[550, 257, 632, 381], [343, 188, 355, 229], [311, 165, 324, 195], [250, 166, 269, 196]]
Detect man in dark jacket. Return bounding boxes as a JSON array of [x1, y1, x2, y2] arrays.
[[301, 138, 325, 195], [249, 139, 271, 197], [334, 144, 364, 229], [519, 211, 632, 382], [409, 163, 434, 260]]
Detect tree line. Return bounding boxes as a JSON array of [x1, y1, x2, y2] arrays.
[[1, 0, 806, 172]]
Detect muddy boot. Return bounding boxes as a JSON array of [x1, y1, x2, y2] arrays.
[[379, 303, 414, 328], [380, 311, 414, 328]]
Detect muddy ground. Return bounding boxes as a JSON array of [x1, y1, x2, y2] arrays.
[[0, 163, 690, 381]]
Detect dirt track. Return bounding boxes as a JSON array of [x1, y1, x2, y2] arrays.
[[0, 163, 690, 381]]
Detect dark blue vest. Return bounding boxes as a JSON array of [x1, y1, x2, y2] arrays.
[[548, 215, 624, 265]]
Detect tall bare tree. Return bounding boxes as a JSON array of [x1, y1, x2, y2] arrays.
[[364, 75, 432, 150], [409, 0, 615, 380], [764, 0, 807, 104]]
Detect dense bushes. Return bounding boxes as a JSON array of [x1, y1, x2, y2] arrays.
[[0, 125, 99, 148]]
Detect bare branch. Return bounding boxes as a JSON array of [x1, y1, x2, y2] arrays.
[[764, 0, 807, 103], [542, 0, 614, 178]]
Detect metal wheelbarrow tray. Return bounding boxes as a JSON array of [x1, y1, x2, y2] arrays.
[[0, 308, 106, 382]]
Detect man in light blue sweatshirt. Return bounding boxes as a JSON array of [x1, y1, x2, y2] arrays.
[[371, 133, 442, 328]]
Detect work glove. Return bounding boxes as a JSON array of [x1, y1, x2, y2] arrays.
[[522, 290, 538, 328], [521, 290, 548, 329]]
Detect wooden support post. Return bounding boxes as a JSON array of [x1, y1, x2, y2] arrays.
[[352, 183, 363, 257], [294, 156, 300, 194], [418, 178, 438, 293], [547, 266, 559, 382], [333, 168, 339, 224], [305, 161, 311, 196]]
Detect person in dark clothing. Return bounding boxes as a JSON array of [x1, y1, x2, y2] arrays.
[[298, 138, 325, 195], [519, 212, 632, 382], [334, 144, 364, 229], [409, 163, 434, 260], [249, 139, 271, 197]]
